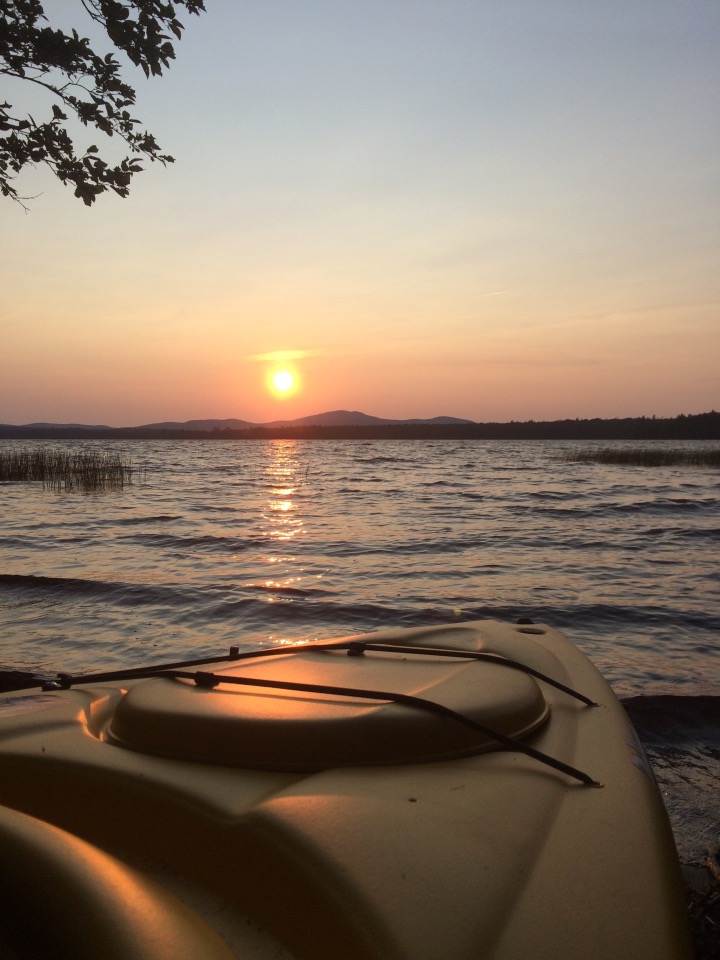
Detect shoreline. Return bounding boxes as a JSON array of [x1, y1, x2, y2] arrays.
[[0, 410, 719, 442]]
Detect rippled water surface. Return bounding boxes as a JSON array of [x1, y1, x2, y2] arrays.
[[1, 437, 718, 859], [2, 438, 717, 691]]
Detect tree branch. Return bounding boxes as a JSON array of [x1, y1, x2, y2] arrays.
[[0, 0, 206, 206]]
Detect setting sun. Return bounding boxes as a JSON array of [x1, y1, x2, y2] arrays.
[[267, 366, 300, 399], [272, 370, 294, 393]]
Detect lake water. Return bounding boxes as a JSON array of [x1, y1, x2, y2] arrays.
[[0, 437, 718, 865]]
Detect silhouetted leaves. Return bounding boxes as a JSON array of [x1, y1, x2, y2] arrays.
[[0, 0, 205, 206]]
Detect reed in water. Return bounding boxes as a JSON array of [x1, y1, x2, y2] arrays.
[[0, 448, 141, 491], [562, 448, 720, 468]]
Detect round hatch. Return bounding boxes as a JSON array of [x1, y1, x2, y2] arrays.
[[106, 648, 550, 769]]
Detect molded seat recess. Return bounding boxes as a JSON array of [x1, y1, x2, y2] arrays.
[[106, 646, 549, 768]]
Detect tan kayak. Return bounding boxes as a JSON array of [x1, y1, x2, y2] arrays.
[[0, 620, 692, 959]]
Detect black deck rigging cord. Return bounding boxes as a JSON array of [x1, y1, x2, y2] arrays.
[[181, 668, 601, 787], [1, 638, 601, 786]]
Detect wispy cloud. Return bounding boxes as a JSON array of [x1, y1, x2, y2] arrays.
[[245, 349, 325, 363]]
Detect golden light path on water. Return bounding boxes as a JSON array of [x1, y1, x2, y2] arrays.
[[252, 442, 312, 627]]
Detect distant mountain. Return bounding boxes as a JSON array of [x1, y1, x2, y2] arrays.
[[0, 411, 476, 434], [21, 422, 112, 430], [139, 418, 257, 431], [254, 410, 475, 428], [262, 410, 386, 428], [137, 410, 477, 430]]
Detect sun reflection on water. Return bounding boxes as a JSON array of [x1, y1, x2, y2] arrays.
[[263, 440, 305, 542]]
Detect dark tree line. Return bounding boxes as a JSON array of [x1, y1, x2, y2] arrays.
[[1, 412, 718, 441], [1, 0, 205, 206]]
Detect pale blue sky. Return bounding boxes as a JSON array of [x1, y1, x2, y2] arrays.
[[2, 0, 718, 425]]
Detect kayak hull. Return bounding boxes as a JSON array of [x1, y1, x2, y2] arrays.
[[0, 620, 692, 959]]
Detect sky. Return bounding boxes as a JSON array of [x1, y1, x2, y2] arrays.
[[2, 0, 719, 426]]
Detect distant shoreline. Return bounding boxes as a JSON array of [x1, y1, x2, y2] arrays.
[[1, 412, 718, 441]]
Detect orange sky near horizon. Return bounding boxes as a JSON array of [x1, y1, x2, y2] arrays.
[[1, 1, 718, 428]]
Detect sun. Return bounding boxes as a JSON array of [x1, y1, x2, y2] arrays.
[[267, 366, 300, 398], [272, 370, 294, 393]]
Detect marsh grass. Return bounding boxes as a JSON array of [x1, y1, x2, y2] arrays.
[[0, 448, 143, 492], [562, 448, 720, 468]]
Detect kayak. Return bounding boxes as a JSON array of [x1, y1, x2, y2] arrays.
[[0, 619, 691, 959]]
